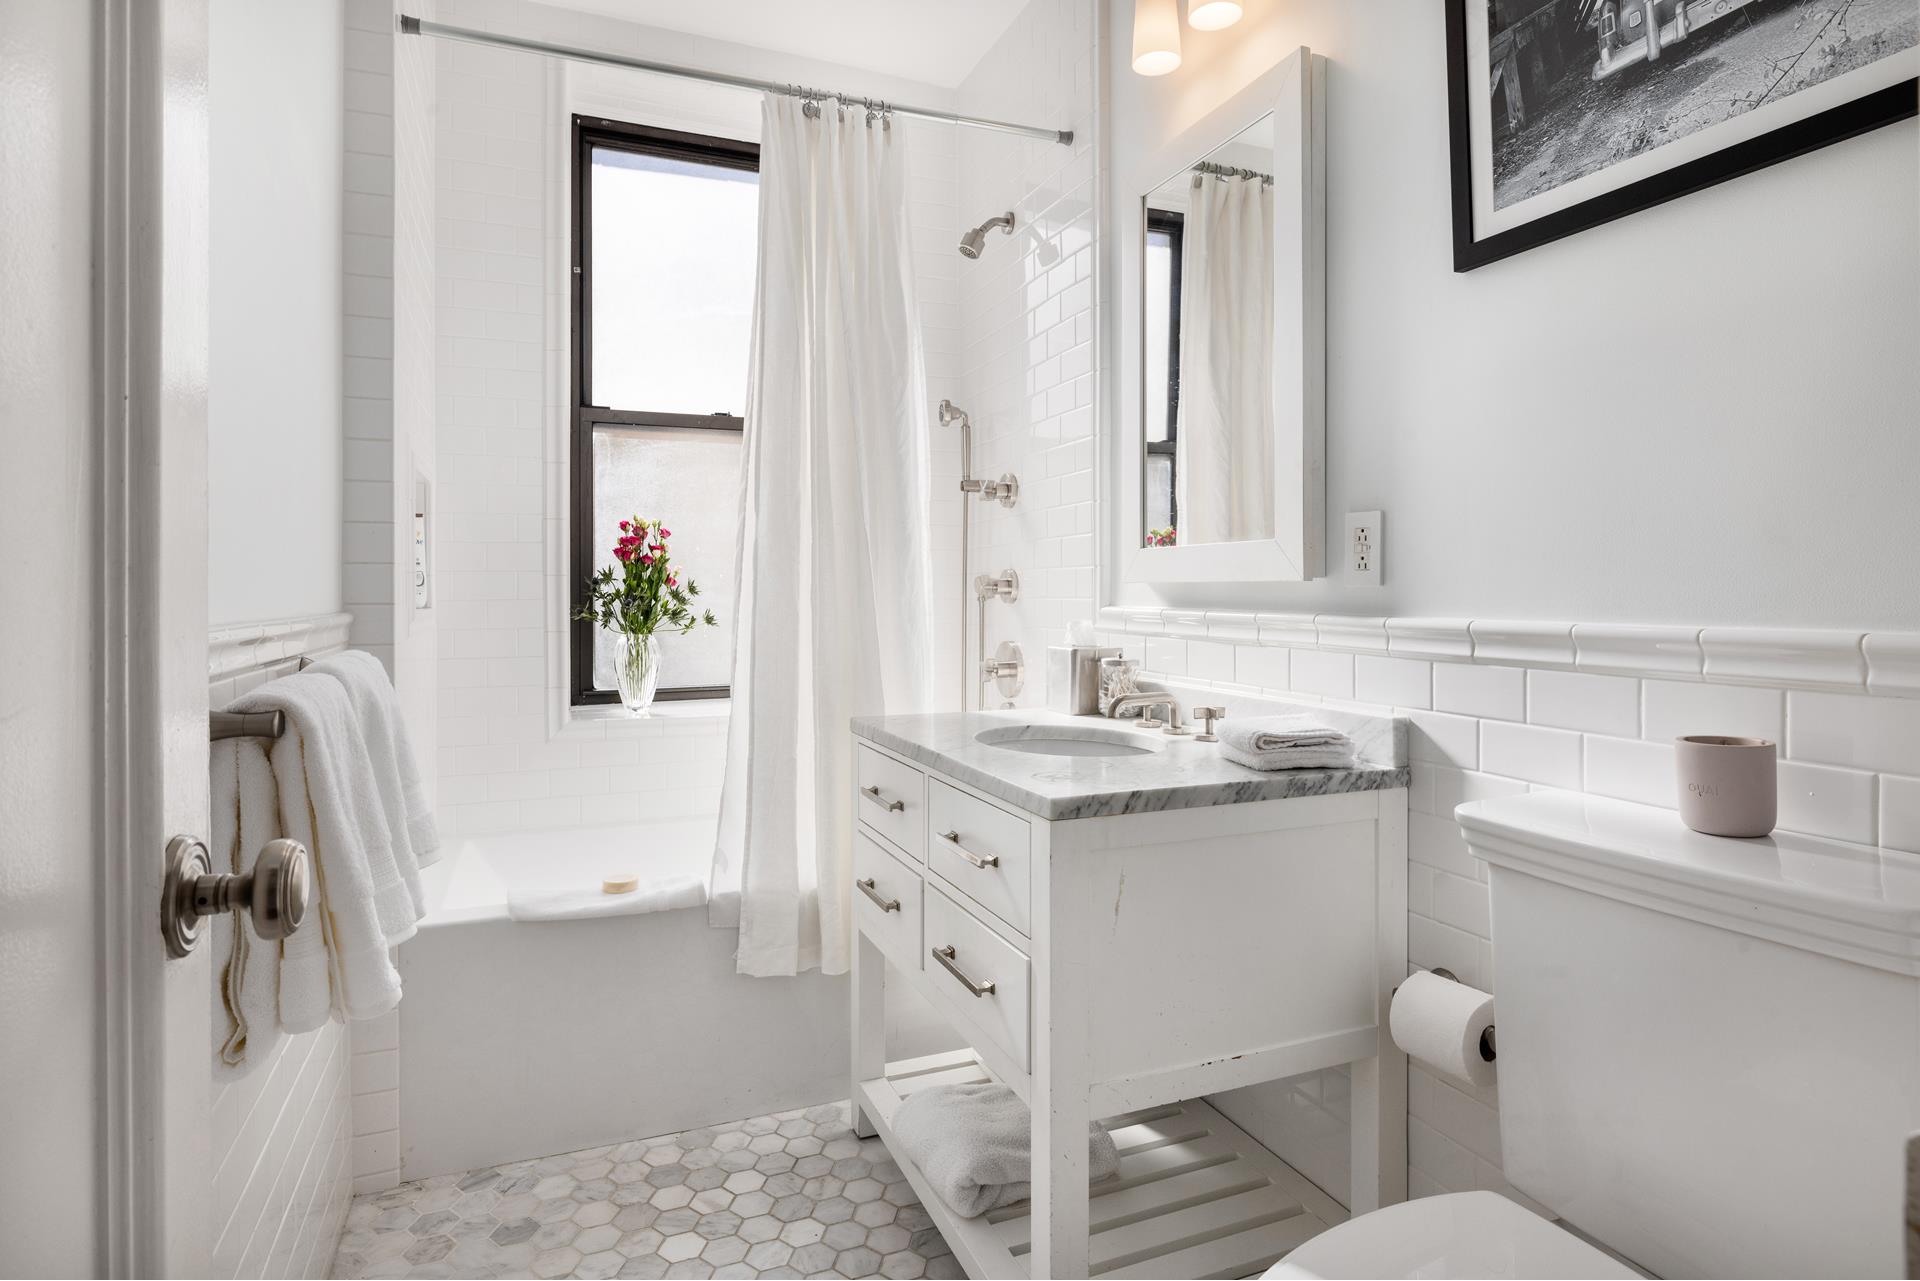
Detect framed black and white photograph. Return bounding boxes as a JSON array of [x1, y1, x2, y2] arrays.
[[1447, 0, 1918, 270]]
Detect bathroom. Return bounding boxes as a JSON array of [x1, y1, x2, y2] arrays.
[[3, 0, 1918, 1277]]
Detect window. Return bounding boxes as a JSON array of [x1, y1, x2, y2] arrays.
[[1143, 209, 1184, 543], [571, 116, 760, 704]]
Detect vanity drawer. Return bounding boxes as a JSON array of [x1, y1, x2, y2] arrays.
[[927, 779, 1032, 936], [855, 743, 925, 862], [924, 886, 1031, 1073], [853, 831, 922, 973]]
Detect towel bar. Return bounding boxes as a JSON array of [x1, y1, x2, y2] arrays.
[[208, 655, 321, 741], [210, 710, 285, 741]]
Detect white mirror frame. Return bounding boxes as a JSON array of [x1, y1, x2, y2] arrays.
[[1117, 48, 1327, 585]]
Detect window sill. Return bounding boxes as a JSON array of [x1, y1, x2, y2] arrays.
[[567, 698, 731, 728]]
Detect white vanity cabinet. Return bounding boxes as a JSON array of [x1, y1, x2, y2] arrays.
[[848, 712, 1410, 1280]]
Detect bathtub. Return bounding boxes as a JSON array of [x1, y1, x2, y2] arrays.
[[396, 820, 851, 1180]]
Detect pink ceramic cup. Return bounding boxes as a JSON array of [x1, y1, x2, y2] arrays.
[[1674, 735, 1777, 838]]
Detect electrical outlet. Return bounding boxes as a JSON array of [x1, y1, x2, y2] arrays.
[[1348, 511, 1382, 586]]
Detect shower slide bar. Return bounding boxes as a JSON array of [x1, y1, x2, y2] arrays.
[[398, 15, 1075, 146]]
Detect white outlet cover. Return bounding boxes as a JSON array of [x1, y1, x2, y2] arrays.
[[1347, 510, 1382, 587]]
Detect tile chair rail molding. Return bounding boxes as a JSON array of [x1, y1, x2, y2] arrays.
[[1096, 609, 1920, 698]]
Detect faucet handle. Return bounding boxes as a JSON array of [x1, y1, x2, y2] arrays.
[[1193, 706, 1226, 742]]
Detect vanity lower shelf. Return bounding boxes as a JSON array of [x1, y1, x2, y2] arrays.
[[857, 1049, 1347, 1280]]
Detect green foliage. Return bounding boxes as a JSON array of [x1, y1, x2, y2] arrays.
[[573, 516, 719, 638]]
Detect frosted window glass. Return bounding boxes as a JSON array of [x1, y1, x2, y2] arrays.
[[590, 425, 741, 693], [589, 147, 759, 415], [1146, 455, 1174, 534]]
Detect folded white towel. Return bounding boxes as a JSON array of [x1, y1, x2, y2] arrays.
[[1221, 744, 1357, 772], [891, 1082, 1119, 1219], [508, 875, 707, 922], [231, 672, 407, 1027], [212, 737, 286, 1075], [1218, 715, 1352, 755], [211, 738, 288, 1074], [309, 650, 440, 930]]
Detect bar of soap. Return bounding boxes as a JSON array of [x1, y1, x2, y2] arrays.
[[602, 874, 639, 895]]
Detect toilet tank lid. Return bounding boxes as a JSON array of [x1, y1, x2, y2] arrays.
[[1456, 793, 1920, 977]]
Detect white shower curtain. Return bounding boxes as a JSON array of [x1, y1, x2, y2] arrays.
[[709, 95, 933, 977], [1176, 172, 1274, 545]]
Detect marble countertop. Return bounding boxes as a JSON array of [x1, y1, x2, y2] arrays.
[[851, 708, 1410, 821]]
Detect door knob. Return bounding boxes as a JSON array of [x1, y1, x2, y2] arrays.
[[162, 834, 312, 959]]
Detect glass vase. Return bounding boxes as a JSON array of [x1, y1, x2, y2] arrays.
[[614, 630, 661, 713]]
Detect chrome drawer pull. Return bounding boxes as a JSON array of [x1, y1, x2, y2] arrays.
[[937, 829, 998, 869], [932, 945, 995, 997], [855, 878, 900, 913], [861, 784, 905, 814]]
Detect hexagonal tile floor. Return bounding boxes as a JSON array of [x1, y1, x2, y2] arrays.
[[330, 1101, 960, 1279]]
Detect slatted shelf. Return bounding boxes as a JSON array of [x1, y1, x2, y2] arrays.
[[858, 1049, 1346, 1280]]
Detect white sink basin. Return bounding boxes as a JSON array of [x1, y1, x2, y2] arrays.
[[974, 724, 1162, 758]]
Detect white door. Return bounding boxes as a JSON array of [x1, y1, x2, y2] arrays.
[[0, 1, 213, 1275]]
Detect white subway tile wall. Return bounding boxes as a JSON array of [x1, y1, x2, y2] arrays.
[[208, 614, 357, 1278], [341, 0, 438, 1199], [343, 0, 398, 672], [955, 0, 1099, 705], [1101, 609, 1920, 1205]]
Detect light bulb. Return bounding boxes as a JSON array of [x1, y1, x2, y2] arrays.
[[1131, 0, 1182, 76], [1188, 1, 1244, 30]]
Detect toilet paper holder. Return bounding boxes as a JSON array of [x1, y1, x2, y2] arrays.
[[1396, 967, 1497, 1063]]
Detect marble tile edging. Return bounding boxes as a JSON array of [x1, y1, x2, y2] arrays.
[[1098, 608, 1919, 699], [210, 611, 356, 680]]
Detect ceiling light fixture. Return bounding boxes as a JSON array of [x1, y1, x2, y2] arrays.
[[1188, 1, 1244, 30], [1131, 0, 1182, 76]]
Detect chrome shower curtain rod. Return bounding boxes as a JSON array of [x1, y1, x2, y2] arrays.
[[399, 16, 1075, 146]]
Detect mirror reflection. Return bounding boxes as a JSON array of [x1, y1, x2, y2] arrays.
[[1142, 113, 1274, 548]]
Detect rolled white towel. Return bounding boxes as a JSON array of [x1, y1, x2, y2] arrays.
[[508, 875, 707, 922], [891, 1082, 1119, 1219]]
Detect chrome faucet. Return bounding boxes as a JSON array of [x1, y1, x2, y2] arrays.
[[1106, 692, 1190, 735]]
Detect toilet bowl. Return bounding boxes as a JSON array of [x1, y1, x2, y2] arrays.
[[1261, 1191, 1635, 1279]]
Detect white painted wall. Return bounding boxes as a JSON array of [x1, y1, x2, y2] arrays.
[[208, 0, 346, 625], [1105, 0, 1920, 630]]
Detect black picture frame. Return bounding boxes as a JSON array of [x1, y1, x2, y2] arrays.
[[1444, 2, 1917, 272]]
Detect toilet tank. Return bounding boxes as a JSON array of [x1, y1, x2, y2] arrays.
[[1457, 793, 1920, 1280]]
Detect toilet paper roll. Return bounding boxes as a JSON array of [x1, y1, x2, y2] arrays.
[[1390, 969, 1497, 1088]]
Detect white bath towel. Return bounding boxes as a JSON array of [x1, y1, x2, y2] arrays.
[[309, 650, 441, 930], [1218, 715, 1355, 771], [891, 1082, 1119, 1219], [210, 737, 288, 1073], [230, 672, 406, 1027], [508, 875, 707, 923]]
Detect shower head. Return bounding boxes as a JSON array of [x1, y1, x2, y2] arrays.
[[958, 212, 1015, 259], [937, 399, 970, 429]]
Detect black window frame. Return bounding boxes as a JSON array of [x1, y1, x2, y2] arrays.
[[1144, 208, 1184, 540], [570, 114, 760, 706]]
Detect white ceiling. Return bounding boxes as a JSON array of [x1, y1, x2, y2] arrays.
[[539, 0, 1031, 89]]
